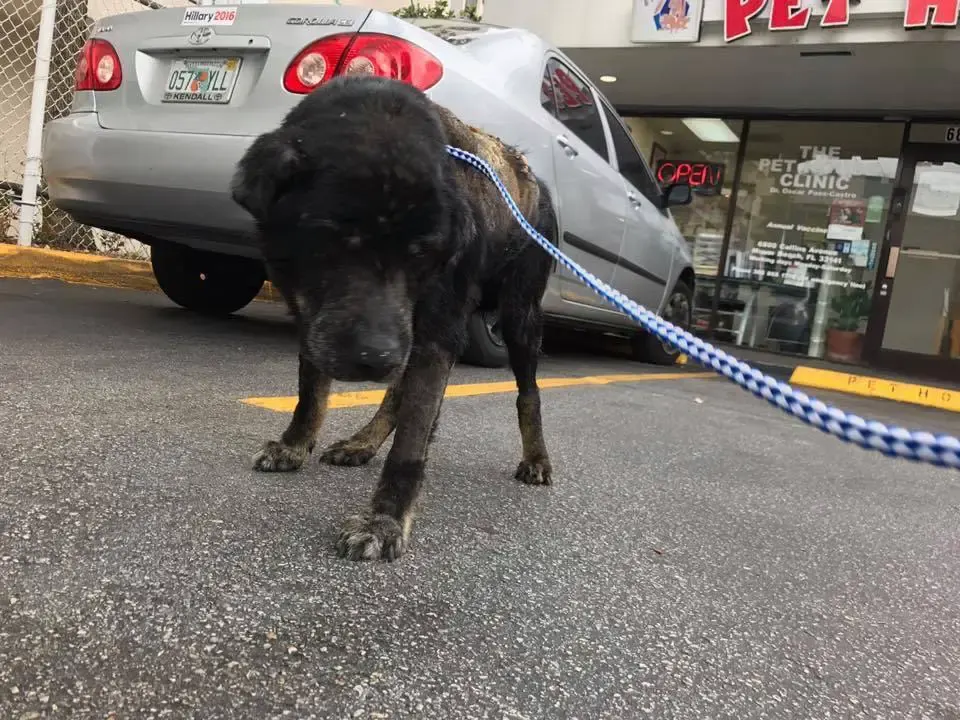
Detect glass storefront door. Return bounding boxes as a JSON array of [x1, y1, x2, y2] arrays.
[[873, 144, 960, 380]]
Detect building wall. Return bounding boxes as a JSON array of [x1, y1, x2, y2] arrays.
[[482, 0, 942, 48]]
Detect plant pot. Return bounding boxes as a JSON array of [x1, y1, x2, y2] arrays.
[[825, 328, 863, 363]]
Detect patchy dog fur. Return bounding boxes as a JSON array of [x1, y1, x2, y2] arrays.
[[231, 75, 555, 561]]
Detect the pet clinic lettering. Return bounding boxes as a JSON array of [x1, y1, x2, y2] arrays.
[[732, 146, 872, 291], [724, 0, 960, 42], [756, 146, 860, 199]]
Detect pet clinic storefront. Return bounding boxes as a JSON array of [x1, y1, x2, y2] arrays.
[[483, 0, 960, 382], [621, 118, 960, 383]]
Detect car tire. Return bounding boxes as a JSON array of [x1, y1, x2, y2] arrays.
[[631, 279, 693, 366], [150, 242, 266, 317], [460, 309, 509, 368]]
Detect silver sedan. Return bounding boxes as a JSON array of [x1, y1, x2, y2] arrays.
[[43, 7, 696, 367]]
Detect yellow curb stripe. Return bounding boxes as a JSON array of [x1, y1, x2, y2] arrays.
[[1, 242, 158, 292], [242, 371, 716, 413], [0, 243, 283, 301], [789, 366, 960, 414]]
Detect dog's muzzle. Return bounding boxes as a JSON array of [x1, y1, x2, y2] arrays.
[[338, 333, 405, 382]]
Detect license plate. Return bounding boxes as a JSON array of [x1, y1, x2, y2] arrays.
[[162, 57, 242, 104]]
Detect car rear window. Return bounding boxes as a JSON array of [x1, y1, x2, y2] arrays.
[[406, 18, 510, 45]]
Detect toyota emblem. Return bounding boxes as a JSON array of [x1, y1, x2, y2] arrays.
[[188, 27, 213, 45]]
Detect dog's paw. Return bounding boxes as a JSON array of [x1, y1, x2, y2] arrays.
[[319, 439, 377, 467], [515, 458, 552, 486], [335, 513, 406, 562], [252, 441, 309, 472]]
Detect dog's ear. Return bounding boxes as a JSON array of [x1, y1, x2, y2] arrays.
[[231, 130, 304, 221]]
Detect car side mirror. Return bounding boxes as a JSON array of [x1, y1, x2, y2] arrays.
[[661, 182, 693, 209]]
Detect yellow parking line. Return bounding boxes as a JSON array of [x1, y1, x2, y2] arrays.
[[242, 370, 715, 413]]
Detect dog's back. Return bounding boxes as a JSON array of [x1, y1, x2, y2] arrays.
[[433, 104, 543, 241]]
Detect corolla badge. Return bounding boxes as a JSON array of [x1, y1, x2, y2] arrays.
[[188, 27, 214, 45]]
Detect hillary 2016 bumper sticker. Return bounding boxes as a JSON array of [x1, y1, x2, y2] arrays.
[[182, 6, 238, 26]]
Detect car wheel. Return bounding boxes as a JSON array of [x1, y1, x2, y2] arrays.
[[632, 279, 693, 366], [460, 309, 509, 368], [150, 242, 266, 317]]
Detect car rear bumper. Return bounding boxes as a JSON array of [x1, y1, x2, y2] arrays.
[[42, 113, 260, 257]]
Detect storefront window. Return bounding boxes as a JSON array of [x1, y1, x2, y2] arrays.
[[722, 121, 905, 361], [622, 116, 744, 334]]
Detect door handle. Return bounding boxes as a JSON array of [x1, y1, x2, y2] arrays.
[[556, 135, 578, 157], [627, 192, 642, 207]]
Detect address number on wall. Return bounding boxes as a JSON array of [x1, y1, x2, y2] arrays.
[[945, 127, 960, 143]]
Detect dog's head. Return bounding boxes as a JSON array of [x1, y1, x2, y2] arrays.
[[231, 77, 467, 382]]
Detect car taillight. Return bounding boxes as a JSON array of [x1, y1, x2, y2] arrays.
[[74, 38, 122, 92], [282, 33, 443, 95]]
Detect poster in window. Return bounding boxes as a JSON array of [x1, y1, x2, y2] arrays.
[[692, 231, 722, 276], [631, 0, 705, 43], [826, 199, 866, 242]]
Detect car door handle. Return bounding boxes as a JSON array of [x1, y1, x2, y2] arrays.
[[556, 135, 579, 157], [627, 192, 642, 207]]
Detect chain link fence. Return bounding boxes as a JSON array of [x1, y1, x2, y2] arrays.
[[1, 0, 193, 260]]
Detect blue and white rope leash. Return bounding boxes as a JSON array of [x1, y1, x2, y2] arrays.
[[446, 145, 960, 471]]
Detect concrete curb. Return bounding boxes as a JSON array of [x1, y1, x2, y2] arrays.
[[705, 342, 959, 413], [789, 366, 959, 414], [0, 243, 282, 302]]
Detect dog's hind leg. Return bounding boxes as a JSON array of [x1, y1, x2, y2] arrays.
[[500, 243, 554, 487], [253, 353, 331, 472], [335, 342, 454, 561], [318, 381, 400, 467]]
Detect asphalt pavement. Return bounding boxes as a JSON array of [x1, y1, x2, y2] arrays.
[[1, 279, 958, 720]]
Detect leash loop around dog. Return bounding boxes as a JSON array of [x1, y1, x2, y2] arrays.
[[445, 145, 960, 472]]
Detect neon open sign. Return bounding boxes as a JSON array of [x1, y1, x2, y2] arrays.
[[655, 160, 725, 194]]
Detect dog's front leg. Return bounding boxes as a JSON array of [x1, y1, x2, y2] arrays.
[[335, 343, 453, 561], [318, 381, 400, 467], [253, 353, 332, 472]]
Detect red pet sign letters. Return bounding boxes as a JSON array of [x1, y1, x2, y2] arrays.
[[724, 0, 960, 42]]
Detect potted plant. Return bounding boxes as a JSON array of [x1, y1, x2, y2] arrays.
[[825, 285, 872, 363]]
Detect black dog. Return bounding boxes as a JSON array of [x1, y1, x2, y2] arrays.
[[231, 75, 556, 561]]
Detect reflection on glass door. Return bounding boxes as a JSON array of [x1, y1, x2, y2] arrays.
[[881, 160, 960, 364]]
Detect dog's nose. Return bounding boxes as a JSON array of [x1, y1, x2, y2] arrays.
[[350, 335, 403, 378]]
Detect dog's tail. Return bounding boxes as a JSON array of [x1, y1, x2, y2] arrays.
[[230, 127, 304, 223]]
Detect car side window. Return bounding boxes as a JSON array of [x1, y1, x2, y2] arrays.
[[600, 102, 662, 207], [540, 65, 558, 116], [542, 58, 609, 161]]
